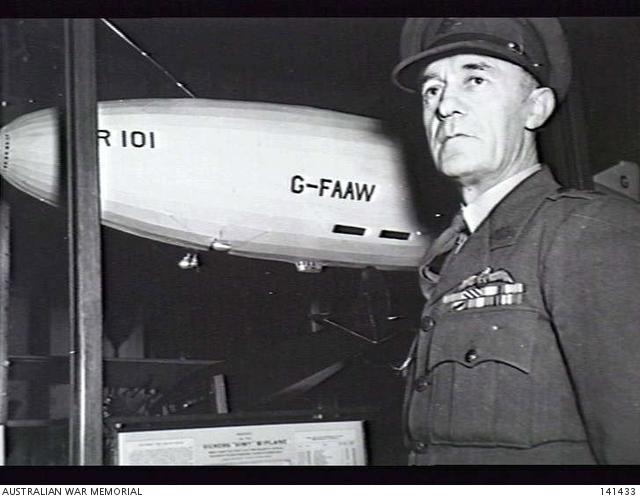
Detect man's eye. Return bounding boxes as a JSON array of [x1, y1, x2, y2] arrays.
[[468, 76, 485, 85], [422, 87, 440, 99]]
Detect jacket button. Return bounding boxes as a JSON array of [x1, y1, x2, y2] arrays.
[[413, 442, 427, 452], [420, 315, 435, 331], [465, 349, 478, 363], [414, 375, 430, 392]]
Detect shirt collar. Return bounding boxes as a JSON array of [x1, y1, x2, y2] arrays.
[[461, 164, 542, 233]]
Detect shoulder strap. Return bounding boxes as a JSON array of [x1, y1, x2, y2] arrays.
[[546, 187, 604, 202]]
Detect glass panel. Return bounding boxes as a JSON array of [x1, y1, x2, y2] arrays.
[[1, 18, 69, 465]]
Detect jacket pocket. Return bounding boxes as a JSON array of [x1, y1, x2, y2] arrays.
[[426, 308, 540, 447]]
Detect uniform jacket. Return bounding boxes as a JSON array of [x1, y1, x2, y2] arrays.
[[405, 167, 640, 464]]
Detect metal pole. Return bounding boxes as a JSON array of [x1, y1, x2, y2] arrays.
[[0, 200, 10, 428], [64, 18, 103, 465], [1, 21, 12, 466], [1, 21, 9, 108]]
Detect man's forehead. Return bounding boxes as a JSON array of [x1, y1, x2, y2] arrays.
[[421, 54, 517, 79]]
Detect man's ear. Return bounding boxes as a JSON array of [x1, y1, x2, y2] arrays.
[[525, 87, 556, 130]]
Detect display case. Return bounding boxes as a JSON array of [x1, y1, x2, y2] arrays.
[[0, 18, 425, 465]]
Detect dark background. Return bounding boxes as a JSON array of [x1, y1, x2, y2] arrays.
[[1, 18, 639, 465]]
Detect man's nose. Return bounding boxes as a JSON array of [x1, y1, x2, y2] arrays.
[[435, 86, 463, 120]]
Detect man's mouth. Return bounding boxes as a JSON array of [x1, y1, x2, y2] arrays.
[[441, 133, 470, 145]]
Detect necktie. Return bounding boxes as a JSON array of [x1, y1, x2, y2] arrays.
[[418, 212, 469, 300]]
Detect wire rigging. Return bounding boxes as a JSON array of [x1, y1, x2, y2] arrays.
[[99, 18, 196, 98]]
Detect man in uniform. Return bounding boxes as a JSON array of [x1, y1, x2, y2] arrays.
[[391, 18, 640, 464]]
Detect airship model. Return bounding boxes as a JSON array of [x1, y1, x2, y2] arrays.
[[1, 98, 429, 272]]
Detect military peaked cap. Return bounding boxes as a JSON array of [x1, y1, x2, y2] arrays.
[[392, 18, 572, 101]]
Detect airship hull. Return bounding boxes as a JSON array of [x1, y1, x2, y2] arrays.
[[1, 99, 429, 271]]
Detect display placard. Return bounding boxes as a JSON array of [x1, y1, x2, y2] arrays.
[[117, 420, 366, 465]]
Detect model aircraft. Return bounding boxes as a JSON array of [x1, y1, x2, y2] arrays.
[[1, 98, 429, 271]]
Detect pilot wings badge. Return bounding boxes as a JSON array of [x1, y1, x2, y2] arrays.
[[442, 266, 525, 311]]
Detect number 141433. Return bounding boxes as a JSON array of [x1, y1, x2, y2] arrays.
[[601, 488, 636, 496]]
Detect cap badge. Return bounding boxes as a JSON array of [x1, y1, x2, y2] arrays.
[[507, 41, 524, 55]]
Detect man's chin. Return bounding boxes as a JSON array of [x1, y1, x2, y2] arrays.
[[435, 161, 479, 182]]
